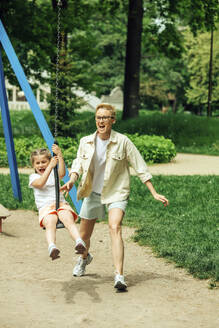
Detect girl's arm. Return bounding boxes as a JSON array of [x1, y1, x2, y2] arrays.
[[31, 157, 58, 189], [52, 144, 66, 179], [144, 179, 169, 206]]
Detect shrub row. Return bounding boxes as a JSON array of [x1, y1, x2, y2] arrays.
[[126, 133, 176, 163], [0, 133, 176, 167]]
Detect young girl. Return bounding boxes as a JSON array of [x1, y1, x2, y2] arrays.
[[29, 144, 86, 261]]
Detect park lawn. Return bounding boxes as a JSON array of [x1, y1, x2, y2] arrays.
[[0, 174, 218, 282]]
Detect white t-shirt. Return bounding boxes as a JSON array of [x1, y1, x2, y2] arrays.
[[29, 170, 65, 210], [92, 135, 109, 194]]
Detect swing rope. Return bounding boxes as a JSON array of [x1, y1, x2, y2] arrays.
[[54, 0, 64, 229], [54, 0, 61, 141]]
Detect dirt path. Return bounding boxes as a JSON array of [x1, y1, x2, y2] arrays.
[[0, 153, 219, 328], [0, 210, 218, 328]]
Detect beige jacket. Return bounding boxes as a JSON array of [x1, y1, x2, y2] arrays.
[[70, 130, 152, 204]]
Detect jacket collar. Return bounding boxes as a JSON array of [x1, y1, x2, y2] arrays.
[[86, 129, 118, 144]]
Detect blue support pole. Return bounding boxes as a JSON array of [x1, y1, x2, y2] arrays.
[[0, 20, 81, 212], [0, 49, 22, 201]]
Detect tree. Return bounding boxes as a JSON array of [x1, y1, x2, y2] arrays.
[[177, 0, 219, 116], [207, 27, 214, 117], [122, 0, 143, 119]]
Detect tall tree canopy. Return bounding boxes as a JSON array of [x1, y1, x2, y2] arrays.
[[0, 0, 219, 123]]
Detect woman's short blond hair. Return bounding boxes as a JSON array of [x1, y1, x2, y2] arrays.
[[30, 148, 51, 166], [96, 103, 116, 118]]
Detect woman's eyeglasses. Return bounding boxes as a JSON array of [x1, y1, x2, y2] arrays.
[[95, 116, 114, 122]]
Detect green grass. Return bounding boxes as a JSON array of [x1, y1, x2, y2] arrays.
[[125, 175, 219, 281], [1, 174, 218, 281], [1, 109, 219, 155]]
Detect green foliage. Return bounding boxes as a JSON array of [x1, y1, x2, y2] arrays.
[[0, 132, 175, 167], [140, 56, 188, 111], [2, 0, 219, 118], [0, 110, 96, 138], [125, 133, 176, 163], [184, 26, 219, 110], [47, 51, 83, 137], [1, 110, 219, 160], [0, 174, 36, 211], [0, 136, 46, 167], [116, 111, 219, 155], [0, 110, 41, 137], [0, 135, 80, 167]]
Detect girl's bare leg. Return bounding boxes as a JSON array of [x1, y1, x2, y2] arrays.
[[42, 214, 59, 260], [42, 214, 58, 246], [58, 210, 81, 240]]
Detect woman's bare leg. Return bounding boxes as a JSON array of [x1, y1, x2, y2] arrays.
[[108, 208, 124, 275], [79, 218, 96, 258]]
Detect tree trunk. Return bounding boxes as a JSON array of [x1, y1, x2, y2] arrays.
[[122, 0, 143, 120], [207, 28, 213, 117]]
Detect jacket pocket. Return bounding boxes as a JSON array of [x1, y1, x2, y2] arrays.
[[80, 153, 88, 160], [111, 152, 125, 160]]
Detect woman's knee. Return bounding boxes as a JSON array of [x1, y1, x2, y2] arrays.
[[80, 218, 96, 240], [109, 222, 122, 235]]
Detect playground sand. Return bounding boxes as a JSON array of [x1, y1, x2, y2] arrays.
[[0, 153, 219, 328], [0, 209, 218, 328]]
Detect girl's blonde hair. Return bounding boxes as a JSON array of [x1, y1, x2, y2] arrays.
[[30, 148, 51, 166], [96, 103, 116, 118]]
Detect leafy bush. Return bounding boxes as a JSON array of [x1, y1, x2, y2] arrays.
[[0, 110, 41, 137], [126, 133, 176, 163], [0, 133, 176, 167], [116, 111, 219, 155], [1, 109, 219, 155], [0, 136, 79, 167]]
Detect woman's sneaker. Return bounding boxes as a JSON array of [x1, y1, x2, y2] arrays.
[[114, 274, 127, 290], [73, 253, 93, 277]]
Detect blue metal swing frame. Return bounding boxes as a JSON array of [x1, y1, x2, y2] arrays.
[[0, 19, 82, 212]]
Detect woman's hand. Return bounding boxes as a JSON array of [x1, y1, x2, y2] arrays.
[[60, 181, 74, 197], [153, 193, 169, 206]]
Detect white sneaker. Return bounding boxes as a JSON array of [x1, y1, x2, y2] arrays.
[[73, 253, 93, 277], [114, 274, 127, 290], [75, 238, 86, 254]]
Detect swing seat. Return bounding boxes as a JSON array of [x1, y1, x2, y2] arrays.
[[56, 219, 65, 229], [43, 220, 65, 230]]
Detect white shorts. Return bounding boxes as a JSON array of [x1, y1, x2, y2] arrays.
[[39, 202, 77, 227], [79, 192, 128, 220]]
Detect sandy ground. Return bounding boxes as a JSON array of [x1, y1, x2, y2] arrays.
[[0, 153, 219, 328]]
